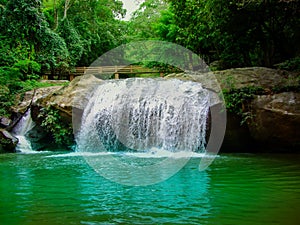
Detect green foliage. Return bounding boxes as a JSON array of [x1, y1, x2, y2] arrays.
[[276, 57, 300, 72], [144, 61, 182, 73], [0, 66, 23, 116], [1, 0, 128, 72], [1, 0, 44, 46], [153, 8, 178, 42], [126, 0, 168, 41], [0, 85, 12, 116], [163, 0, 300, 68], [39, 106, 73, 147], [1, 0, 71, 77], [56, 0, 126, 66], [223, 86, 264, 124], [0, 65, 65, 117], [37, 27, 70, 75], [0, 37, 18, 66], [57, 19, 83, 67], [13, 60, 41, 80], [0, 0, 129, 119]]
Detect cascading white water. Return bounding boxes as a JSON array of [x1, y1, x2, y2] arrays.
[[13, 109, 35, 153], [76, 78, 210, 154]]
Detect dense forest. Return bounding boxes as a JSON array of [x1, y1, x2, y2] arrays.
[[0, 0, 299, 117]]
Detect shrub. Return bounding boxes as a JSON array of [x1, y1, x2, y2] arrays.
[[38, 106, 74, 148]]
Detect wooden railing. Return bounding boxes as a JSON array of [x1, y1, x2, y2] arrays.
[[44, 65, 173, 81]]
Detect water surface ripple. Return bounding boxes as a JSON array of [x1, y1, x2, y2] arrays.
[[0, 153, 299, 225]]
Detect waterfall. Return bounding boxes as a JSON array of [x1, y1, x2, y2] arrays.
[[13, 109, 35, 153], [76, 78, 210, 154]]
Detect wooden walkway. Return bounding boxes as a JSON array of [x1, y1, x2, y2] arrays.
[[43, 65, 178, 81]]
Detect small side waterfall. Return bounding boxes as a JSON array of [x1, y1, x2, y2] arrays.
[[76, 78, 210, 154], [13, 109, 35, 153]]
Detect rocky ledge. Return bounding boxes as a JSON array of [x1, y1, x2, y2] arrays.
[[3, 67, 300, 153], [167, 67, 300, 152]]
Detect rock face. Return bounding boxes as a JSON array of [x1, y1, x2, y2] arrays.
[[0, 129, 18, 153], [25, 125, 53, 151], [10, 75, 103, 151], [33, 75, 103, 135], [167, 67, 300, 152], [167, 67, 299, 91], [0, 117, 12, 128], [249, 92, 300, 151], [34, 75, 103, 120], [9, 67, 300, 153], [12, 86, 63, 114]]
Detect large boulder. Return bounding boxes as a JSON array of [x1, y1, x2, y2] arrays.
[[248, 92, 300, 152], [167, 67, 299, 91], [11, 68, 300, 153], [10, 75, 103, 151], [33, 75, 103, 135], [34, 75, 103, 120], [214, 67, 298, 90], [12, 86, 63, 114], [167, 67, 300, 152], [0, 129, 18, 153]]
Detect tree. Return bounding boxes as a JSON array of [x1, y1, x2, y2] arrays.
[[126, 0, 168, 41], [163, 0, 300, 68], [153, 8, 178, 43], [54, 0, 126, 65], [56, 19, 83, 67], [0, 0, 70, 78]]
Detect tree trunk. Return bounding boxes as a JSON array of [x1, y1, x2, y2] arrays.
[[263, 40, 275, 67], [49, 67, 55, 80], [63, 0, 71, 20], [53, 0, 58, 29]]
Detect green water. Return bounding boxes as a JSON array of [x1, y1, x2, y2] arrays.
[[0, 153, 300, 225]]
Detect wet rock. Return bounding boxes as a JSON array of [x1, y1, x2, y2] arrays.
[[0, 129, 18, 153], [12, 68, 300, 153], [221, 112, 255, 152], [25, 125, 54, 151], [0, 117, 12, 128]]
